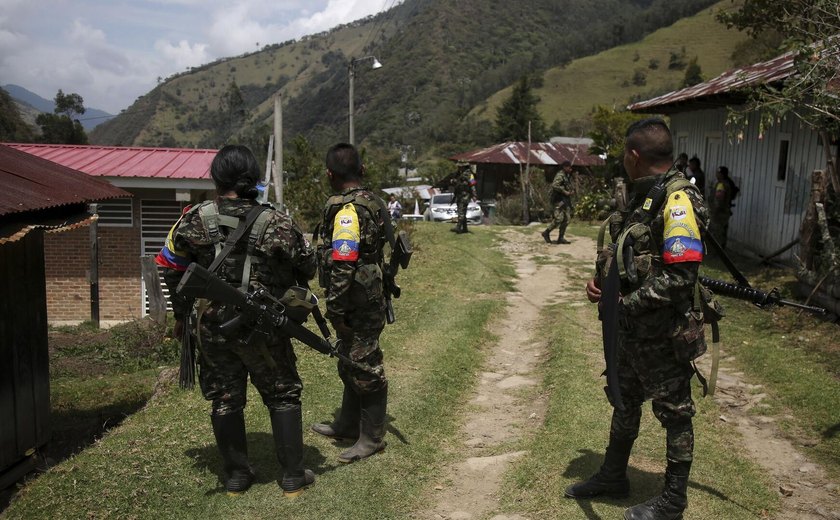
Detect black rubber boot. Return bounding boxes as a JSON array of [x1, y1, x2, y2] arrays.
[[541, 229, 552, 243], [311, 386, 360, 440], [564, 437, 633, 499], [338, 387, 387, 463], [623, 461, 690, 520], [555, 236, 571, 244], [270, 407, 315, 497], [211, 411, 254, 493]]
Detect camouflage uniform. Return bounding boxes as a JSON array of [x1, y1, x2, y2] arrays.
[[318, 187, 388, 394], [709, 177, 736, 249], [450, 167, 477, 233], [314, 186, 390, 462], [595, 169, 708, 467], [543, 169, 573, 243], [161, 197, 316, 415]]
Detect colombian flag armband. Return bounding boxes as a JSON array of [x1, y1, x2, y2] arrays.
[[332, 203, 361, 262], [155, 216, 192, 271], [662, 191, 704, 264]]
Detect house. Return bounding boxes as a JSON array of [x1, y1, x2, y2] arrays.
[[3, 143, 217, 324], [449, 140, 605, 202], [628, 51, 838, 261], [0, 144, 128, 489]]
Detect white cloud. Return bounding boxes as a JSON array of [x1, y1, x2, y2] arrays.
[[154, 39, 210, 72], [0, 0, 396, 114]]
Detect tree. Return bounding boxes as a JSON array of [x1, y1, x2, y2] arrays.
[[588, 106, 648, 179], [54, 89, 85, 119], [35, 90, 88, 144], [225, 80, 245, 135], [682, 56, 703, 87], [494, 76, 546, 142]]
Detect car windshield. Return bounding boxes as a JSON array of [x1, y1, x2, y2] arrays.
[[432, 193, 454, 205]]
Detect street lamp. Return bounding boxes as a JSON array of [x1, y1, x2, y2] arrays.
[[348, 56, 383, 146]]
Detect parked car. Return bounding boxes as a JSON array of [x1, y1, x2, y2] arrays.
[[424, 193, 482, 224]]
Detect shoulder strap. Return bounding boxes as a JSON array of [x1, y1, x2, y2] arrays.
[[198, 202, 223, 257], [207, 205, 269, 275], [241, 209, 274, 291]]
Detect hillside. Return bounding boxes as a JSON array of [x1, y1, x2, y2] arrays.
[[91, 0, 719, 157], [472, 1, 750, 131]]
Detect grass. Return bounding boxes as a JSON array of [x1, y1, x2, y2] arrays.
[[5, 222, 514, 520], [473, 0, 750, 127]]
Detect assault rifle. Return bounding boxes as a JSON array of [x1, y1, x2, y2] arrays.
[[383, 230, 412, 324], [699, 276, 827, 315], [177, 262, 382, 375]]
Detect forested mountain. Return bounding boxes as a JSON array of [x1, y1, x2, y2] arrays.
[[91, 0, 720, 158]]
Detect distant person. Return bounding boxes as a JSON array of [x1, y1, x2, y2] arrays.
[[709, 166, 739, 248], [542, 161, 574, 244], [686, 155, 705, 196], [157, 144, 317, 496], [675, 152, 689, 173], [449, 162, 478, 234], [387, 195, 402, 220], [568, 118, 708, 520]]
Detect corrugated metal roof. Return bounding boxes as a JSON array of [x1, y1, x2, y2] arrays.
[[3, 143, 216, 180], [628, 51, 800, 113], [450, 141, 604, 167], [0, 144, 130, 217]]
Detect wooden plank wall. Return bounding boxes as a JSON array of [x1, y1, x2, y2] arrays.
[[671, 108, 833, 261], [0, 230, 51, 475]]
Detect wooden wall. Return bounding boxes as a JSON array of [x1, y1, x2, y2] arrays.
[[0, 230, 50, 482], [671, 108, 835, 261]]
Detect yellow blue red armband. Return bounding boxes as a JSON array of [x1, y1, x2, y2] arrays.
[[154, 207, 192, 271], [662, 190, 703, 264], [332, 203, 360, 262]]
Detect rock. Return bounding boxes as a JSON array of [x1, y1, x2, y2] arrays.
[[779, 483, 795, 496], [719, 415, 728, 422], [434, 485, 444, 491], [798, 463, 817, 473], [464, 438, 486, 448], [528, 413, 537, 419], [758, 416, 776, 424], [823, 482, 838, 492]]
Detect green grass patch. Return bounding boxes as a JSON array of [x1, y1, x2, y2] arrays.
[[5, 223, 513, 520], [496, 299, 778, 519]]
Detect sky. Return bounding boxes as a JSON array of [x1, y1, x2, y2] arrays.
[[0, 0, 392, 115]]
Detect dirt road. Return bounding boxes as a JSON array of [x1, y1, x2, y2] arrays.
[[420, 227, 838, 520]]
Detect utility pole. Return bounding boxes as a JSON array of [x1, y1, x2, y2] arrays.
[[89, 204, 100, 328], [521, 121, 532, 224], [273, 94, 284, 211], [348, 60, 356, 146]]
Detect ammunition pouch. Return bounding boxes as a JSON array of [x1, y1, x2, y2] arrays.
[[676, 308, 706, 362], [279, 286, 318, 324], [351, 263, 384, 306]]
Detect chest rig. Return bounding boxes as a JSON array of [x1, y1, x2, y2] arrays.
[[194, 200, 273, 292]]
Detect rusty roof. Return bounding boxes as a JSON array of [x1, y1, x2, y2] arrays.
[[3, 143, 216, 180], [450, 141, 604, 167], [628, 52, 797, 113], [0, 144, 130, 217]]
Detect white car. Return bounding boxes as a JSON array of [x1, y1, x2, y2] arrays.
[[424, 193, 482, 224]]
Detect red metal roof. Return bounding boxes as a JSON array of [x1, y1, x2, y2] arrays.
[[629, 51, 805, 113], [3, 143, 216, 180], [0, 144, 130, 217], [450, 141, 604, 167]]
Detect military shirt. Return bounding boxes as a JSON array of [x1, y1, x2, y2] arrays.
[[550, 170, 572, 206], [600, 169, 708, 338]]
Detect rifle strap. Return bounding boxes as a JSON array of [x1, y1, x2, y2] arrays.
[[700, 222, 751, 287], [207, 205, 269, 274], [242, 209, 273, 291], [692, 361, 709, 397]]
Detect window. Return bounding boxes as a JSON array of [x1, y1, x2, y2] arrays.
[[776, 139, 790, 182], [96, 198, 133, 227]]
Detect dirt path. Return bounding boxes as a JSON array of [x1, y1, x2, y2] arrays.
[[419, 227, 838, 520], [420, 228, 595, 520]]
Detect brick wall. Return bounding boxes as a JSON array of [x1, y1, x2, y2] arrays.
[[44, 206, 142, 323]]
